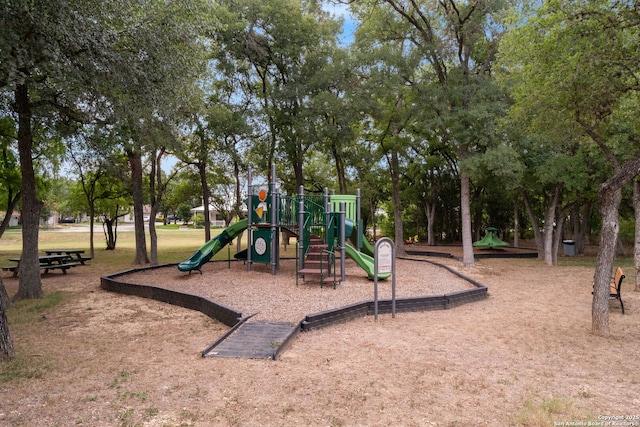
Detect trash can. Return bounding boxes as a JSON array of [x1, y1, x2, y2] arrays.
[[562, 240, 575, 256]]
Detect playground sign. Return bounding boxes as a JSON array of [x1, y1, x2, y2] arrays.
[[377, 241, 393, 273], [374, 237, 396, 321]]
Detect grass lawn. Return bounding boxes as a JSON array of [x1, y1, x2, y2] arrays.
[[0, 225, 248, 270], [0, 223, 303, 274]]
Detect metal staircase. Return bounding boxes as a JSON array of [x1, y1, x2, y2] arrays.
[[279, 192, 341, 288], [297, 234, 338, 288]]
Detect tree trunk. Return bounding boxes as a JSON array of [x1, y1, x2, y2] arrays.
[[552, 212, 566, 266], [103, 217, 117, 250], [520, 188, 546, 260], [148, 150, 165, 266], [513, 197, 519, 248], [389, 149, 405, 256], [128, 151, 149, 264], [593, 187, 621, 336], [332, 143, 348, 194], [593, 154, 640, 334], [0, 278, 14, 360], [0, 189, 20, 239], [0, 279, 10, 309], [543, 183, 563, 266], [198, 162, 211, 243], [571, 203, 590, 255], [14, 84, 44, 301], [88, 203, 96, 259], [424, 202, 436, 246], [635, 180, 640, 292], [460, 170, 474, 267]]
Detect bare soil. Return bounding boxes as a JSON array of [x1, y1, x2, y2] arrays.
[[2, 245, 640, 427]]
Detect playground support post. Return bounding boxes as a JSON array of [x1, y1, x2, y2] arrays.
[[339, 202, 346, 282], [324, 188, 332, 275], [298, 185, 305, 269], [270, 164, 277, 275], [356, 188, 362, 251], [324, 188, 330, 246], [247, 168, 253, 272]]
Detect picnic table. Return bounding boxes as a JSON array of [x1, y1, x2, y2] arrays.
[[44, 249, 91, 265], [3, 254, 79, 277]]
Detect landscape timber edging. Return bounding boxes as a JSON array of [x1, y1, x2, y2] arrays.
[[100, 263, 242, 328], [100, 257, 488, 355], [300, 257, 488, 331]]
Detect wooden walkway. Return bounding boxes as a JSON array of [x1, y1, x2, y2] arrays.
[[203, 321, 298, 360]]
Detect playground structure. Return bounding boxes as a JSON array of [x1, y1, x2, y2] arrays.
[[178, 165, 388, 286], [473, 227, 510, 248]]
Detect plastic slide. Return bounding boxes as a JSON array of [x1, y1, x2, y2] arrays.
[[344, 242, 391, 280], [359, 236, 375, 257], [344, 218, 375, 256], [178, 219, 248, 273]]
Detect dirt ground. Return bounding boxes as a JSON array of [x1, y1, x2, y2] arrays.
[[2, 245, 640, 427]]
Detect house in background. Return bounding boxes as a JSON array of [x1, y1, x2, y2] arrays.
[[0, 212, 19, 227], [190, 205, 226, 227]]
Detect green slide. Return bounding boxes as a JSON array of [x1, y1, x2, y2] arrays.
[[344, 242, 390, 280], [344, 218, 374, 256], [178, 219, 248, 273]]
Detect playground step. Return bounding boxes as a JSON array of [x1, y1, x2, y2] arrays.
[[306, 251, 331, 260], [298, 268, 337, 284], [304, 258, 332, 267]]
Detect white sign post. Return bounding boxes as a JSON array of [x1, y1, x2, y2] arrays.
[[374, 237, 396, 321]]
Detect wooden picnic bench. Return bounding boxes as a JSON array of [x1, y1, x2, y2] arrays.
[[1, 265, 18, 276], [44, 249, 91, 265], [4, 254, 79, 277], [593, 266, 625, 314]]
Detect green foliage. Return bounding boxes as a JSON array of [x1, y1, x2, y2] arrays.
[[514, 395, 592, 427], [0, 356, 52, 383], [8, 292, 70, 325], [618, 217, 635, 246], [177, 204, 194, 224], [194, 213, 206, 228]]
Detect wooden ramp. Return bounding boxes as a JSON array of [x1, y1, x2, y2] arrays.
[[203, 320, 299, 360]]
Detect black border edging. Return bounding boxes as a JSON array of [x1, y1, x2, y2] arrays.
[[100, 262, 242, 328], [405, 248, 538, 260], [300, 257, 488, 331], [272, 321, 303, 360], [100, 257, 489, 357]]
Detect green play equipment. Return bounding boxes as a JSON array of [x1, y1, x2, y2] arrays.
[[178, 219, 248, 273], [178, 165, 390, 284], [473, 227, 509, 248]]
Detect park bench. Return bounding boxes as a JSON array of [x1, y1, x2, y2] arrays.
[[1, 265, 18, 277], [40, 261, 79, 275], [44, 249, 91, 265], [3, 254, 80, 277], [2, 263, 78, 277], [593, 266, 625, 314]]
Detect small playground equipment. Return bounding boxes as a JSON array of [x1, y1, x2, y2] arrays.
[[473, 227, 509, 248], [404, 234, 419, 245], [178, 165, 389, 286]]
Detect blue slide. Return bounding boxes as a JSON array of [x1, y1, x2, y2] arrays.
[[178, 219, 248, 273]]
